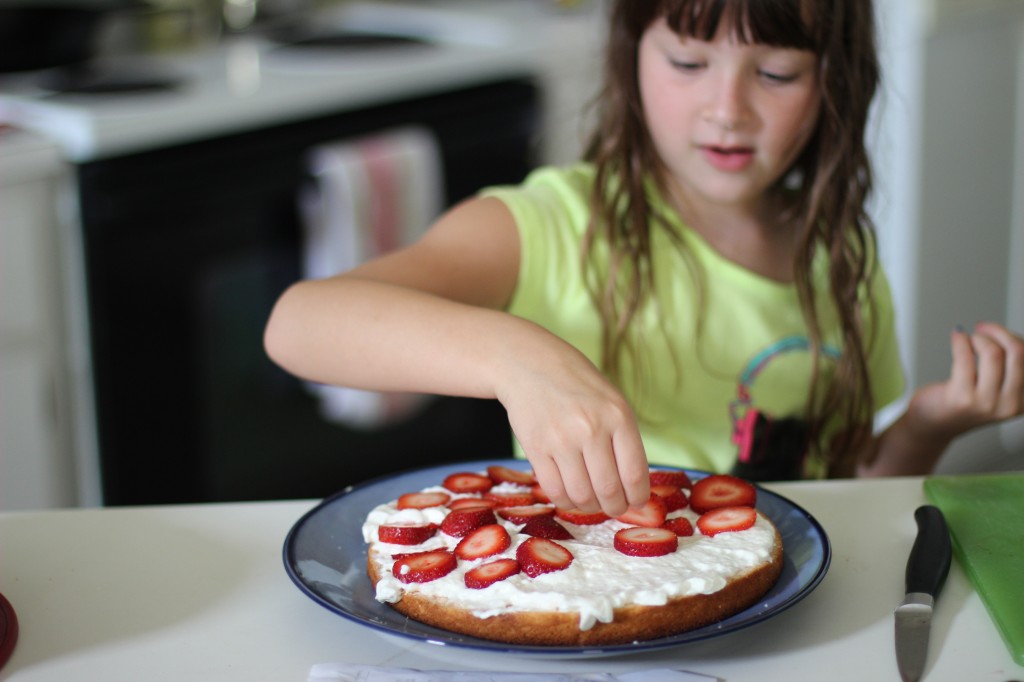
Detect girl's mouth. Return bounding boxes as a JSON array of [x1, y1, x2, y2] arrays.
[[700, 145, 754, 172]]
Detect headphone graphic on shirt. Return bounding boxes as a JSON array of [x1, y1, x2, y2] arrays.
[[729, 336, 841, 477]]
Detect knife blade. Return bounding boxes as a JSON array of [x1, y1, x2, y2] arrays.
[[895, 504, 952, 682]]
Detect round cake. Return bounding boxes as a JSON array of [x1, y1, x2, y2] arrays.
[[362, 465, 783, 646]]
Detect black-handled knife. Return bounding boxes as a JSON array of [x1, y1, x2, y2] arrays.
[[895, 505, 952, 682]]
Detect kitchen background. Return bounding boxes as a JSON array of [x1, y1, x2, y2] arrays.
[[0, 0, 1021, 511]]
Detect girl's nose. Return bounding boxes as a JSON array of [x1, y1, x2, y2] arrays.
[[704, 74, 751, 131]]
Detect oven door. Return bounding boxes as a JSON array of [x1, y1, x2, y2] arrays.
[[77, 79, 537, 505]]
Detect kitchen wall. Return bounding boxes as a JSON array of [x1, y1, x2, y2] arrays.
[[871, 0, 1024, 472]]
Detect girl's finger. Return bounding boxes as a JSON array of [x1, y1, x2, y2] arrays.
[[948, 326, 978, 393], [612, 427, 650, 509], [527, 452, 572, 511], [581, 440, 629, 517], [973, 321, 1023, 347], [555, 449, 602, 513], [974, 322, 1024, 414], [1003, 356, 1024, 415], [970, 331, 1006, 411]]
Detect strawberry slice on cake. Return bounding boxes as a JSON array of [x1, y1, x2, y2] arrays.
[[696, 506, 758, 536], [614, 493, 668, 527], [496, 505, 556, 524], [442, 472, 494, 494], [486, 465, 537, 486], [519, 515, 574, 540], [440, 507, 498, 538], [649, 469, 693, 489], [555, 508, 610, 526], [396, 491, 450, 510], [392, 549, 457, 584], [377, 522, 438, 545], [455, 524, 511, 560], [516, 537, 574, 578], [464, 558, 521, 589], [689, 474, 757, 514], [613, 526, 679, 557]]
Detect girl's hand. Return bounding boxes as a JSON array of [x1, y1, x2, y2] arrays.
[[494, 339, 650, 518], [909, 322, 1024, 439]]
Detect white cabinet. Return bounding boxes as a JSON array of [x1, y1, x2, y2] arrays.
[[0, 131, 78, 509]]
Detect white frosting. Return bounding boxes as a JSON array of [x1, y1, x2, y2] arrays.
[[363, 479, 777, 630]]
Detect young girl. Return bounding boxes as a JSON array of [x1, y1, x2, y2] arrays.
[[264, 0, 1024, 517]]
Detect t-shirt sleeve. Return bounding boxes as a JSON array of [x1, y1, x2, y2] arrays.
[[478, 166, 595, 329]]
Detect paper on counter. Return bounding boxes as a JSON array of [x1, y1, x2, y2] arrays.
[[308, 664, 721, 682]]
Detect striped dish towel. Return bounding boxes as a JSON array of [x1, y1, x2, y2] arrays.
[[299, 126, 444, 429]]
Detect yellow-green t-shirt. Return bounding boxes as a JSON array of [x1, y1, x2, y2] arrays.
[[483, 164, 905, 476]]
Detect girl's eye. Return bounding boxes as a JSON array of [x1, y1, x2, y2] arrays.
[[759, 70, 800, 84], [669, 60, 704, 73]]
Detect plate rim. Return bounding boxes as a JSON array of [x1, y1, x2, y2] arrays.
[[282, 459, 831, 656]]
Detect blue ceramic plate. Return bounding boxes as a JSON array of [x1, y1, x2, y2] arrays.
[[283, 459, 830, 656]]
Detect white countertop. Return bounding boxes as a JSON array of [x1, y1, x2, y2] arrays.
[[0, 1, 605, 162], [1, 474, 1021, 682]]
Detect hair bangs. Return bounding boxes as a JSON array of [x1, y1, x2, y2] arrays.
[[660, 0, 819, 52]]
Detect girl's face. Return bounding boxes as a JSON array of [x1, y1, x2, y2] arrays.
[[638, 16, 821, 219]]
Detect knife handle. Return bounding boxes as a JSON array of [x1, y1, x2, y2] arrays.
[[905, 505, 952, 598]]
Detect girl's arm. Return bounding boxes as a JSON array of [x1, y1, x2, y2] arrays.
[[263, 196, 650, 515], [857, 322, 1024, 476]]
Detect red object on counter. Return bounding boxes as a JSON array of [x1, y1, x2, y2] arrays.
[[0, 591, 17, 670]]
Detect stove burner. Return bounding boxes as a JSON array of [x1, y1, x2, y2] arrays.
[[265, 26, 434, 51], [36, 65, 183, 95]]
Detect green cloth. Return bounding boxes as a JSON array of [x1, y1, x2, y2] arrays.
[[483, 164, 904, 475]]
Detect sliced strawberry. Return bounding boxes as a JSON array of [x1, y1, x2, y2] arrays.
[[531, 485, 551, 504], [392, 549, 457, 584], [662, 516, 695, 537], [464, 558, 521, 589], [689, 475, 757, 514], [519, 515, 574, 540], [448, 497, 497, 511], [613, 526, 679, 557], [442, 472, 494, 494], [390, 551, 418, 561], [377, 522, 438, 545], [516, 537, 574, 578], [614, 493, 668, 528], [396, 491, 451, 510], [696, 506, 758, 537], [455, 524, 511, 560], [497, 504, 556, 524], [651, 484, 688, 512], [554, 508, 610, 526], [484, 491, 536, 508], [649, 469, 693, 489], [440, 507, 498, 538], [486, 465, 537, 486]]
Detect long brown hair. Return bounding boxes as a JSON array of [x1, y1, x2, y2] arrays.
[[582, 0, 882, 477]]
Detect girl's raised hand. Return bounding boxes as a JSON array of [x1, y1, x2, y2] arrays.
[[493, 336, 650, 518], [910, 322, 1024, 438]]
